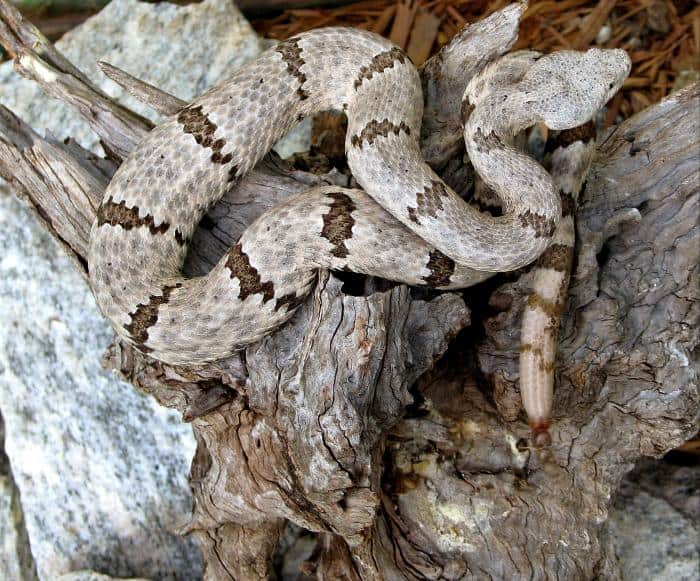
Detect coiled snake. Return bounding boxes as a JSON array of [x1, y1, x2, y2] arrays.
[[88, 28, 630, 430]]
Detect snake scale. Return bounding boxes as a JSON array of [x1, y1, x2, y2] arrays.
[[88, 27, 630, 430]]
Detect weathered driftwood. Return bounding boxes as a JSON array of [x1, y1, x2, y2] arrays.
[[0, 0, 698, 578]]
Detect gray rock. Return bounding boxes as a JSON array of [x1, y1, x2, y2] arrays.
[[0, 191, 199, 579], [57, 571, 149, 581], [0, 412, 35, 581], [610, 481, 700, 581], [621, 457, 699, 522], [275, 523, 316, 580], [0, 0, 311, 577]]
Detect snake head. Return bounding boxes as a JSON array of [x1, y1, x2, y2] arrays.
[[525, 48, 631, 130], [593, 48, 632, 103]]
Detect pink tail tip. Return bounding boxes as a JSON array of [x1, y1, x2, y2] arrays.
[[529, 419, 552, 447]]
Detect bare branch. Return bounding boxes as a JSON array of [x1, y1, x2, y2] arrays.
[[98, 61, 186, 117]]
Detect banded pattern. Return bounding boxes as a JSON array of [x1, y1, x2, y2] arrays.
[[518, 210, 557, 239], [321, 192, 356, 258], [423, 251, 456, 287], [519, 121, 598, 441], [275, 37, 309, 100], [354, 47, 407, 89], [177, 104, 239, 181], [225, 243, 275, 303], [408, 180, 450, 224], [350, 119, 412, 149], [97, 197, 170, 236], [125, 284, 182, 352], [88, 26, 630, 365]]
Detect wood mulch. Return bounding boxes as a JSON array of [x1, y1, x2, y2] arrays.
[[253, 0, 700, 124]]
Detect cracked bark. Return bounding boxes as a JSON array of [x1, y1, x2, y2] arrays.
[[0, 1, 698, 579]]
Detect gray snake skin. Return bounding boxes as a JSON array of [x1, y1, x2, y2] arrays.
[[88, 27, 630, 367]]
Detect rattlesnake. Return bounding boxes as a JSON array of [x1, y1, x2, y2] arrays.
[[88, 27, 629, 427]]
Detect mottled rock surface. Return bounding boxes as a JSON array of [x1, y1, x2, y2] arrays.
[[621, 456, 699, 522], [0, 0, 263, 152], [610, 468, 699, 581], [0, 412, 34, 581], [0, 190, 200, 579], [57, 571, 149, 581]]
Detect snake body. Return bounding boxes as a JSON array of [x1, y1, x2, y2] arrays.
[[88, 28, 629, 374], [519, 124, 597, 440]]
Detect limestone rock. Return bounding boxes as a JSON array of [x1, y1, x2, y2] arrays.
[[0, 0, 308, 158], [0, 191, 200, 578], [57, 571, 149, 581], [0, 413, 34, 581], [621, 457, 699, 522]]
